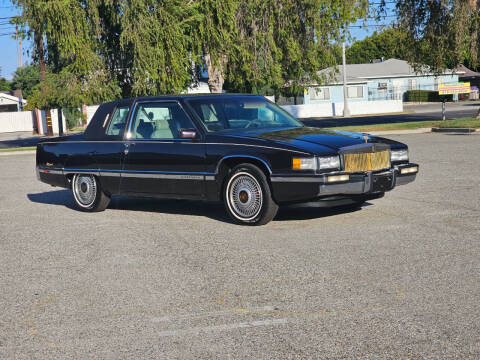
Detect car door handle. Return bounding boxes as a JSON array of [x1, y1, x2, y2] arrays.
[[124, 142, 134, 155]]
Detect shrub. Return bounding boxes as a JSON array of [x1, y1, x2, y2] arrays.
[[405, 90, 453, 102], [63, 108, 83, 130]]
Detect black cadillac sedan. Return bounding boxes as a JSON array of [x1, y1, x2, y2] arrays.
[[36, 94, 418, 225]]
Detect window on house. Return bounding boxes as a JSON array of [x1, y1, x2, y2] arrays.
[[309, 87, 330, 101], [347, 86, 363, 99], [408, 79, 417, 91]]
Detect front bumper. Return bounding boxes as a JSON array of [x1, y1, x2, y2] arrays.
[[270, 163, 418, 201], [317, 164, 417, 196]]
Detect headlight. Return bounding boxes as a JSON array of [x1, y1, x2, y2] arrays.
[[318, 155, 341, 170], [292, 157, 317, 170], [390, 149, 409, 162]]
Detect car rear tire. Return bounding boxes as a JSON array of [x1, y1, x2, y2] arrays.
[[224, 163, 278, 225], [72, 174, 110, 212]]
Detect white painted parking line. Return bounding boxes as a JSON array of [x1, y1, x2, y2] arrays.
[[157, 318, 288, 337], [150, 310, 235, 323], [150, 306, 280, 323]]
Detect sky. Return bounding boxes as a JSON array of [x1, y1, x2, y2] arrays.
[[0, 1, 395, 81], [0, 0, 31, 80]]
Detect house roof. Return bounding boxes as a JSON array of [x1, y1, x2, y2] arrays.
[[317, 59, 465, 86], [456, 64, 480, 78], [0, 92, 27, 104]]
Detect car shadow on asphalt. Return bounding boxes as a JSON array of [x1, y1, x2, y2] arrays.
[[27, 189, 369, 223], [276, 203, 369, 221]]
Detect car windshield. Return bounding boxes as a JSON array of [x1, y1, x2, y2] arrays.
[[185, 96, 303, 133]]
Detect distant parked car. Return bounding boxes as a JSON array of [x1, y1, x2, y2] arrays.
[[36, 94, 418, 225]]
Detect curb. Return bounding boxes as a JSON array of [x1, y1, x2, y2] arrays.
[[431, 127, 478, 134], [367, 128, 432, 136], [0, 150, 36, 156]]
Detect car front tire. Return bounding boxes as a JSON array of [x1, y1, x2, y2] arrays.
[[224, 163, 278, 225], [72, 174, 110, 212]]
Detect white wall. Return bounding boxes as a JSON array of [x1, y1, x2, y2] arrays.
[[50, 109, 68, 135], [0, 111, 34, 132], [86, 105, 99, 124], [0, 105, 102, 134], [282, 100, 403, 118], [281, 103, 335, 118]]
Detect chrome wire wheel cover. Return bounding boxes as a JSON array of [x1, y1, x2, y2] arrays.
[[73, 174, 97, 208], [226, 172, 263, 221]]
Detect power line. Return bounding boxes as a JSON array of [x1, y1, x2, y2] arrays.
[[348, 24, 391, 28], [366, 15, 397, 18], [369, 1, 397, 5]]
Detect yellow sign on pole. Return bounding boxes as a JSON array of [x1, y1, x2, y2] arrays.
[[438, 82, 471, 95]]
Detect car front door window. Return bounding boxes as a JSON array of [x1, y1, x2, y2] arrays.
[[129, 102, 195, 140]]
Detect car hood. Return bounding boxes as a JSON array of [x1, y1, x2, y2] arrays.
[[223, 127, 403, 153]]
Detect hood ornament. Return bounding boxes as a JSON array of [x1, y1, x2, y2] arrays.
[[363, 134, 369, 143]]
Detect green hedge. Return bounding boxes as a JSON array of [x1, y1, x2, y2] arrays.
[[63, 108, 83, 130], [405, 90, 453, 102]]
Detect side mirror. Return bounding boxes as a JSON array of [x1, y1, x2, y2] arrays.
[[179, 129, 197, 139]]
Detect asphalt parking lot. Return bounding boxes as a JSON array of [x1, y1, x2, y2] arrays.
[[1, 133, 479, 359]]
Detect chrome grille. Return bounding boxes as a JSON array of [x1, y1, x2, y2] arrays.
[[344, 150, 390, 173]]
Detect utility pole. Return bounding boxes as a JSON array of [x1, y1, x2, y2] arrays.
[[16, 25, 22, 68], [342, 39, 350, 117]]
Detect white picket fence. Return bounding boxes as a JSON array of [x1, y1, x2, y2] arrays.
[[0, 106, 99, 134]]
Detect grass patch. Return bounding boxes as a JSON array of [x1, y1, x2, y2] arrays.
[[434, 117, 480, 128], [0, 146, 36, 153], [69, 127, 86, 133], [331, 117, 480, 132]]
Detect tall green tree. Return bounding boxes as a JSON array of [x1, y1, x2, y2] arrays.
[[13, 0, 121, 109], [226, 0, 369, 95], [393, 0, 479, 72], [10, 64, 41, 99], [346, 28, 408, 64], [393, 0, 480, 116], [119, 0, 199, 96], [12, 0, 371, 105], [0, 78, 10, 91], [192, 0, 238, 93], [0, 66, 11, 91]]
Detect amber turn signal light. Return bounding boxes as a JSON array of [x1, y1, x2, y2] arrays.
[[292, 157, 316, 170]]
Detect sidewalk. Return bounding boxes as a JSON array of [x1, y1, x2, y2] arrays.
[[0, 131, 46, 149], [404, 101, 480, 114]]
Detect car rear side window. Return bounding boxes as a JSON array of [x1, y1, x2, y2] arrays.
[[105, 106, 130, 136]]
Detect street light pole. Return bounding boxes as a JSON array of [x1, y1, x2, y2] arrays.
[[342, 40, 350, 117]]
